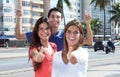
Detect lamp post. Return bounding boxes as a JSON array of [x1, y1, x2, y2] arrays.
[[105, 31, 107, 40]]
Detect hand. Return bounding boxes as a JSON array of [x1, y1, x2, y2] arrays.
[[16, 5, 23, 18], [69, 54, 78, 64], [67, 47, 78, 64], [84, 11, 91, 25], [67, 47, 73, 60], [34, 47, 45, 62], [36, 52, 45, 62], [40, 46, 52, 55]]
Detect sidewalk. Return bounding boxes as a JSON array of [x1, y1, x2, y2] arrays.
[[87, 63, 120, 77], [0, 47, 28, 58], [0, 53, 27, 58]]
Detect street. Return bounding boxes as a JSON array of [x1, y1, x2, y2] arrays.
[[0, 57, 32, 71], [0, 47, 120, 77]]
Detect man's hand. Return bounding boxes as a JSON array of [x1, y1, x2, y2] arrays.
[[16, 6, 23, 18]]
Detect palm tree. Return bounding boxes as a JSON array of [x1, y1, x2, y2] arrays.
[[91, 18, 102, 35], [90, 0, 110, 40], [56, 0, 71, 25], [81, 18, 102, 35], [108, 3, 120, 27]]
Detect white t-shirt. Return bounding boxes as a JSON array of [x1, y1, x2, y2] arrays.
[[52, 47, 89, 77]]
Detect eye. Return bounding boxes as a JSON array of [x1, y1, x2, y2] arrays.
[[46, 27, 50, 30], [50, 15, 55, 18], [73, 31, 80, 34], [39, 27, 50, 31], [39, 27, 44, 30], [66, 30, 71, 34]]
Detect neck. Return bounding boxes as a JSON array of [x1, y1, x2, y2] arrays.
[[68, 46, 76, 53], [51, 28, 58, 35], [40, 40, 49, 47]]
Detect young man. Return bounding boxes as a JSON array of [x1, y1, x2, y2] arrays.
[[15, 6, 93, 51]]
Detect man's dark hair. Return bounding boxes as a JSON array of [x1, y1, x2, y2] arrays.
[[47, 7, 63, 18]]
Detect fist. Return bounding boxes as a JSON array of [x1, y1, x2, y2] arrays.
[[69, 54, 78, 64]]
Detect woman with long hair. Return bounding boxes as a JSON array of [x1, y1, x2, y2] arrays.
[[29, 17, 57, 77], [52, 19, 89, 77]]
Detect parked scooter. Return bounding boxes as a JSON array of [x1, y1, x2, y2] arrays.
[[105, 40, 115, 54], [105, 45, 115, 54]]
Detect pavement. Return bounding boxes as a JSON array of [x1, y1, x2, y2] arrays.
[[0, 48, 28, 59], [0, 47, 120, 77]]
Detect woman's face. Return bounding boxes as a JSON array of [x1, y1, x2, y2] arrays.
[[66, 25, 80, 47], [38, 22, 51, 41]]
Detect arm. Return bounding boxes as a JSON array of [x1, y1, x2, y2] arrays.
[[15, 5, 26, 40], [83, 11, 93, 46]]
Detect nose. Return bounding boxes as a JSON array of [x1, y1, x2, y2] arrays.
[[43, 29, 48, 33], [70, 33, 75, 37], [53, 16, 58, 21]]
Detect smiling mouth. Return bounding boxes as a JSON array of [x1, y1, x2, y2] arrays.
[[42, 34, 49, 37], [69, 38, 75, 41]]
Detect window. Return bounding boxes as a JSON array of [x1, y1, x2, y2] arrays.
[[32, 12, 39, 16], [31, 19, 37, 25], [22, 18, 30, 23], [4, 16, 12, 22], [23, 10, 30, 15], [22, 1, 30, 7], [4, 27, 14, 31], [3, 7, 12, 12], [6, 0, 9, 3], [0, 16, 3, 22], [32, 5, 39, 8]]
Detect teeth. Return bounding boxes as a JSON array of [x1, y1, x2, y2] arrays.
[[70, 38, 75, 40], [42, 34, 48, 37], [69, 38, 75, 41]]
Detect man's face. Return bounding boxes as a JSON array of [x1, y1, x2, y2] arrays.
[[48, 11, 62, 29]]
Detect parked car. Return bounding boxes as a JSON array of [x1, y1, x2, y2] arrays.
[[94, 41, 104, 52], [0, 39, 9, 47], [0, 41, 6, 47]]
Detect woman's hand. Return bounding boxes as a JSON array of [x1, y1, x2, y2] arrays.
[[67, 47, 78, 64], [31, 47, 45, 63], [69, 54, 78, 64], [84, 11, 91, 25]]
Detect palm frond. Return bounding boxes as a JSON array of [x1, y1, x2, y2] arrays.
[[63, 0, 71, 9]]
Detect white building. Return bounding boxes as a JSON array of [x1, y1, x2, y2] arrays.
[[14, 0, 44, 32], [0, 0, 15, 35], [0, 0, 44, 36]]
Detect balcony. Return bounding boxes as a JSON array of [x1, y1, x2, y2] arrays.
[[31, 8, 43, 12], [31, 0, 43, 4]]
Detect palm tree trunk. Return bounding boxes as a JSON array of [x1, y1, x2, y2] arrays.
[[43, 0, 50, 16], [61, 1, 66, 26], [63, 12, 66, 26], [104, 8, 106, 40]]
